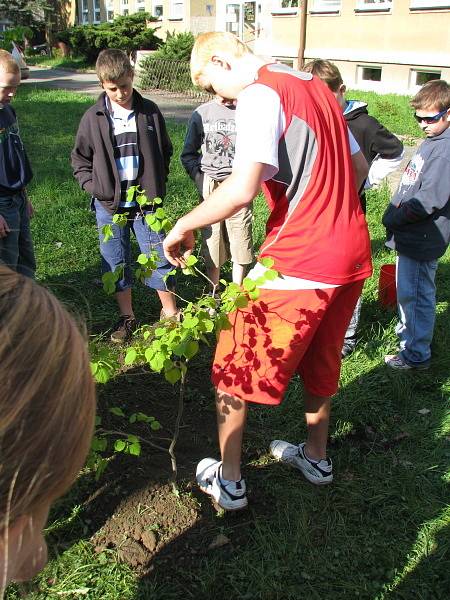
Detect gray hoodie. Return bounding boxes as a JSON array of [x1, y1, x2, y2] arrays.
[[382, 127, 450, 260], [180, 100, 236, 192]]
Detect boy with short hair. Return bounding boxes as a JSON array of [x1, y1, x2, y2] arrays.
[[163, 33, 372, 510], [382, 79, 450, 370], [72, 49, 177, 342], [0, 49, 35, 278], [180, 94, 253, 287], [303, 59, 404, 356]]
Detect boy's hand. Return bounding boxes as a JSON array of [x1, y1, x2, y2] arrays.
[[163, 222, 195, 268], [0, 215, 10, 238]]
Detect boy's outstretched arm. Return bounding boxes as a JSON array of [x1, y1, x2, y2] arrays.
[[163, 162, 265, 267], [368, 119, 404, 187]]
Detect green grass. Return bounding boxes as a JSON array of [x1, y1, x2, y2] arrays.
[[5, 87, 449, 600], [25, 54, 94, 71], [346, 89, 422, 139]]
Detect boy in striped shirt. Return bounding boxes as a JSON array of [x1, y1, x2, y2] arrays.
[[72, 49, 178, 342]]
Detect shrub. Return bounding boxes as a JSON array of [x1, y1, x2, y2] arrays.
[[55, 12, 161, 63], [152, 31, 195, 61]]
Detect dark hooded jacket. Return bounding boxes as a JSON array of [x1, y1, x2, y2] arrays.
[[71, 90, 172, 213], [0, 103, 33, 196]]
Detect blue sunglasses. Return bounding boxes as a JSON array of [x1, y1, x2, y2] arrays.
[[414, 108, 449, 124]]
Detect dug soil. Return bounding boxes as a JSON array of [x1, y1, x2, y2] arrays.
[[77, 348, 274, 584]]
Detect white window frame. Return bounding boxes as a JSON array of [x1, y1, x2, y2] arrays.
[[152, 2, 163, 18], [409, 69, 441, 90], [107, 9, 114, 21], [310, 0, 341, 13], [355, 0, 392, 11], [170, 0, 184, 19], [93, 0, 101, 23], [410, 0, 450, 8], [271, 0, 299, 14], [357, 64, 382, 87]]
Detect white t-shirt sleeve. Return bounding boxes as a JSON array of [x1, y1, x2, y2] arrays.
[[348, 129, 361, 156], [233, 84, 286, 181]]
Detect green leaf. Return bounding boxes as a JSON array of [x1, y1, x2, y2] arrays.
[[101, 224, 114, 243], [91, 436, 107, 452], [155, 207, 165, 218], [124, 347, 137, 365], [126, 187, 136, 203], [264, 269, 279, 281], [248, 289, 260, 301], [184, 340, 199, 359], [185, 255, 198, 267], [260, 257, 275, 268], [90, 362, 98, 375], [150, 420, 161, 431], [129, 442, 141, 456], [129, 413, 137, 423], [243, 277, 256, 292], [94, 365, 112, 384], [137, 253, 148, 265], [145, 213, 156, 226], [110, 407, 125, 417], [150, 220, 162, 232], [235, 295, 249, 309], [114, 439, 126, 452], [165, 367, 181, 384], [153, 196, 162, 205]]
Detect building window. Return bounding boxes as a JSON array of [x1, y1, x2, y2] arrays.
[[81, 0, 89, 24], [153, 2, 163, 17], [358, 65, 382, 82], [123, 8, 129, 15], [107, 10, 114, 20], [170, 0, 184, 18], [310, 0, 341, 13], [411, 70, 441, 87], [410, 0, 450, 8], [355, 0, 392, 11], [93, 0, 101, 22]]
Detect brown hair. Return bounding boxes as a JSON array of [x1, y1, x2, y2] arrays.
[[95, 48, 134, 83], [190, 32, 251, 88], [302, 59, 343, 93], [0, 267, 96, 532], [411, 79, 450, 112], [0, 50, 20, 76]]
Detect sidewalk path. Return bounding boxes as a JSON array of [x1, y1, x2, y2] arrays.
[[23, 66, 202, 122]]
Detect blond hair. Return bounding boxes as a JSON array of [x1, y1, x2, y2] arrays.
[[190, 32, 251, 88], [0, 267, 96, 533], [411, 79, 450, 112], [0, 50, 20, 76], [303, 59, 343, 93], [95, 48, 134, 83]]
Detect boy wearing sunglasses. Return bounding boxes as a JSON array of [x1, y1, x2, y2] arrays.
[[383, 79, 450, 370]]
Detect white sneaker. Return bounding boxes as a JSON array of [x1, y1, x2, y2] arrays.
[[196, 458, 248, 511], [269, 440, 333, 485]]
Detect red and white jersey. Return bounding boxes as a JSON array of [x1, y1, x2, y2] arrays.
[[234, 63, 372, 286]]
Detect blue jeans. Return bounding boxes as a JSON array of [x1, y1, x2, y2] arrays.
[[94, 200, 175, 292], [0, 192, 36, 278], [396, 253, 437, 367]]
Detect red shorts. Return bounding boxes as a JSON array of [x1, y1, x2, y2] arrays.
[[212, 281, 364, 404]]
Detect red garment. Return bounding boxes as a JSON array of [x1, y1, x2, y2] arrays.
[[256, 64, 372, 285]]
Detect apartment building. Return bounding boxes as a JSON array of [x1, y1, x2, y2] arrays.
[[216, 0, 450, 93], [77, 0, 215, 37]]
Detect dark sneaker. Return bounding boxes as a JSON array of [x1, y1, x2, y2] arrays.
[[384, 354, 429, 370], [341, 340, 356, 358], [269, 440, 333, 485], [110, 315, 137, 343], [196, 458, 248, 511]]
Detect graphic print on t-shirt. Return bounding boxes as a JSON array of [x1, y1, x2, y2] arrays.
[[203, 118, 236, 170], [399, 153, 424, 190]]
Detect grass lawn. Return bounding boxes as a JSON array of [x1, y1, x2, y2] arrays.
[[25, 54, 94, 71], [5, 87, 449, 600]]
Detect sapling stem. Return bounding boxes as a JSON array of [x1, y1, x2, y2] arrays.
[[169, 370, 186, 494]]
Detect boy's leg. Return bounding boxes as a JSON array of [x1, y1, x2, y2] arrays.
[[133, 211, 178, 318], [225, 204, 253, 286], [342, 296, 362, 357], [303, 391, 331, 462], [94, 201, 134, 332], [16, 192, 36, 279], [216, 389, 247, 481], [393, 254, 437, 366]]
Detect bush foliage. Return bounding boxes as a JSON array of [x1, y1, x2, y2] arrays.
[[56, 13, 161, 63], [151, 31, 195, 61]]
